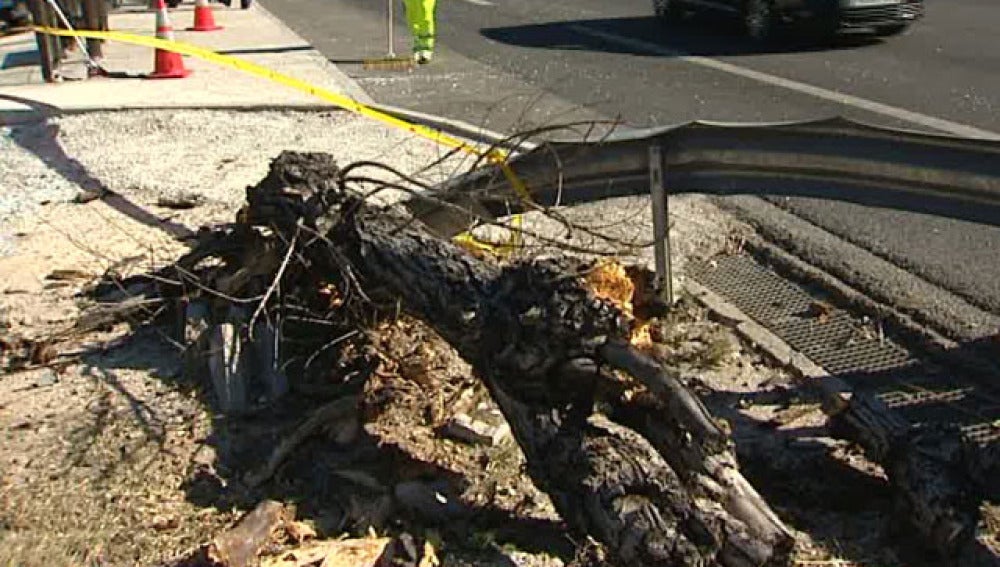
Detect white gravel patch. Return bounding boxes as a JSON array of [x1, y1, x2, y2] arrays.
[[52, 109, 474, 204], [0, 108, 480, 255], [0, 126, 83, 223]]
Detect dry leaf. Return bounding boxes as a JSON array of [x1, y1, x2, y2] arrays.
[[29, 341, 57, 365], [806, 301, 833, 325], [261, 546, 328, 567], [46, 269, 92, 281], [208, 500, 286, 567], [150, 515, 179, 531], [318, 537, 392, 567], [286, 521, 317, 543], [418, 540, 440, 567], [262, 537, 393, 567]]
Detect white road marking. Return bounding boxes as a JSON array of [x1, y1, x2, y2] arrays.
[[568, 24, 1000, 140], [461, 0, 494, 6]]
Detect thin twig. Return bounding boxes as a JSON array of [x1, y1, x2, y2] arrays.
[[243, 395, 359, 487], [169, 264, 265, 305], [303, 330, 361, 371], [295, 223, 372, 305], [340, 161, 436, 191], [342, 175, 645, 256], [248, 227, 300, 337]]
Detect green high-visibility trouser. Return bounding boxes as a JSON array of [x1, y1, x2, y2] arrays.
[[403, 0, 436, 52]]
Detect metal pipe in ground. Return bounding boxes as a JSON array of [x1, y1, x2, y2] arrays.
[[649, 144, 674, 305], [82, 0, 107, 60], [386, 0, 395, 58], [27, 0, 60, 82], [43, 0, 99, 69]]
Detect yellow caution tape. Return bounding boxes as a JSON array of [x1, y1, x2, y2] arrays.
[[32, 26, 532, 255]]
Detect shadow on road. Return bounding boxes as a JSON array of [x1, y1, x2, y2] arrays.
[[481, 15, 882, 58]]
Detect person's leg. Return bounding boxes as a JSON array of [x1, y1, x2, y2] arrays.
[[403, 0, 436, 55]]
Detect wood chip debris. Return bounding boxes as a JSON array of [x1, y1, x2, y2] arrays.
[[441, 411, 510, 446], [260, 537, 391, 567]]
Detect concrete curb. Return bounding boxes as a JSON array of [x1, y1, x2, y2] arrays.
[[366, 102, 536, 153], [1, 100, 529, 157], [0, 3, 377, 125], [364, 104, 644, 154]]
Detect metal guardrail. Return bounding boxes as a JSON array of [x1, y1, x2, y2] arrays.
[[406, 117, 1000, 237]]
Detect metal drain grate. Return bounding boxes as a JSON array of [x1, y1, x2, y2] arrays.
[[964, 422, 1000, 447], [688, 255, 916, 376], [688, 253, 1000, 447]]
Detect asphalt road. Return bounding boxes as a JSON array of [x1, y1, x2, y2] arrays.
[[261, 0, 1000, 339]]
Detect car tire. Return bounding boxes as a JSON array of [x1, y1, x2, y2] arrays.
[[875, 23, 909, 37], [742, 0, 775, 42], [240, 0, 252, 9], [653, 0, 682, 21]]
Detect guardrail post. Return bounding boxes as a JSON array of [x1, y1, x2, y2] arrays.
[[649, 144, 674, 305]]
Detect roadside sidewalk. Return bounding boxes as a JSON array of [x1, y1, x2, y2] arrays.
[[0, 1, 372, 124]]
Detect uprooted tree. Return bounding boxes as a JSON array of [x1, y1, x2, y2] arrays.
[[98, 152, 795, 566]]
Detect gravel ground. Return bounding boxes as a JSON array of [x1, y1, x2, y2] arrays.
[[1, 109, 476, 256], [1, 126, 81, 223]]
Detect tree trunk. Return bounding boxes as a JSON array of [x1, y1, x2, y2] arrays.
[[187, 152, 796, 566]]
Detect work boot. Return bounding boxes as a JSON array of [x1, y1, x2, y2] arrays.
[[414, 50, 433, 65]]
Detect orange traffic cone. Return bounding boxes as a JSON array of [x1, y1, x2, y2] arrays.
[[188, 0, 223, 32], [149, 0, 191, 79]]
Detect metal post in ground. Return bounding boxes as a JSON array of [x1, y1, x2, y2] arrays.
[[649, 144, 674, 305], [27, 0, 60, 82], [82, 0, 107, 60], [60, 0, 80, 46], [386, 0, 395, 58], [44, 0, 98, 67], [63, 0, 84, 64]]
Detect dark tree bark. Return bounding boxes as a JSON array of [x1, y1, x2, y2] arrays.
[[180, 152, 796, 566]]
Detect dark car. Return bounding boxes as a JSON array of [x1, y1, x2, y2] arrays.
[[653, 0, 924, 41]]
